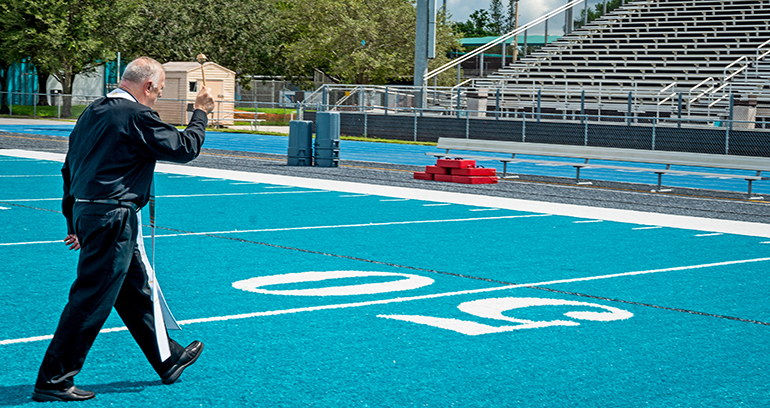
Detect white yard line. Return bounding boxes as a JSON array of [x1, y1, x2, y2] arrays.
[[4, 256, 769, 346]]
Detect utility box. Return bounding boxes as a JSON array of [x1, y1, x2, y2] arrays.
[[733, 95, 758, 129], [466, 88, 488, 117], [154, 61, 235, 126]]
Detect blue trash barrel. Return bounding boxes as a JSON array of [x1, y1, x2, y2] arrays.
[[288, 120, 313, 166], [314, 112, 340, 167]]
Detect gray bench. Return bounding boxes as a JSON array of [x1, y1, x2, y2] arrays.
[[428, 138, 770, 199]]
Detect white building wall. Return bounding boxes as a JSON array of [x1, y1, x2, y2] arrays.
[[46, 66, 104, 104]]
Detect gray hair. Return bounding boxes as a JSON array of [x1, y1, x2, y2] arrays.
[[121, 57, 164, 87]]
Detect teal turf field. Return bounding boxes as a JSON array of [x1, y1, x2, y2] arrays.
[[1, 150, 769, 407]]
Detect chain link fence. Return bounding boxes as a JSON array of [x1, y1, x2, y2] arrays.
[[3, 89, 769, 158], [299, 108, 770, 158]]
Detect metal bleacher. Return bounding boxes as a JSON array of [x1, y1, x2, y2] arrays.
[[473, 0, 770, 120]]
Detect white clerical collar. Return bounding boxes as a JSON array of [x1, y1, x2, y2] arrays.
[[107, 88, 138, 103]]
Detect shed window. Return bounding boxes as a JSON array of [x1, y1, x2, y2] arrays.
[[189, 82, 198, 92]]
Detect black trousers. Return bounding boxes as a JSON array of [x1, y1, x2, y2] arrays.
[[36, 202, 184, 389]]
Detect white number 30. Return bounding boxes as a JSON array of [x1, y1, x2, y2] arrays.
[[378, 297, 633, 335]]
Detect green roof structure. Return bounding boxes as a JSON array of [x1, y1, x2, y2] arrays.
[[460, 35, 562, 47]]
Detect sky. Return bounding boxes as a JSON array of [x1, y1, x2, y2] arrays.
[[445, 0, 598, 34]]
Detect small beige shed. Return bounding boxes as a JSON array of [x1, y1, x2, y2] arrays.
[[155, 61, 235, 126]]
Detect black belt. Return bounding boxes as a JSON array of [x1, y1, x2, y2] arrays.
[[75, 198, 139, 212]]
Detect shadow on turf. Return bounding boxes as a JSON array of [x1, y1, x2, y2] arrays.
[[0, 380, 160, 405]]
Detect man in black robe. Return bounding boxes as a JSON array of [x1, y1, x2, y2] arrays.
[[32, 56, 215, 402]]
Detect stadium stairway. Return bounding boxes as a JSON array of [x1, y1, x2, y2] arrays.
[[472, 0, 770, 121]]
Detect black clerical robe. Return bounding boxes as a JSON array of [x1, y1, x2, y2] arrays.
[[36, 95, 208, 390]]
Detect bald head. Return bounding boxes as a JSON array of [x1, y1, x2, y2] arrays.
[[119, 57, 166, 108], [121, 57, 164, 86]]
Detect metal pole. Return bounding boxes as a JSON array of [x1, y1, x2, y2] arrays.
[[117, 52, 121, 84], [322, 85, 328, 112], [480, 53, 485, 77], [523, 30, 528, 58], [457, 64, 461, 85], [537, 89, 542, 122], [456, 87, 462, 118], [677, 92, 682, 128], [627, 91, 632, 126], [495, 89, 500, 119], [502, 40, 506, 69], [465, 110, 470, 139], [513, 1, 520, 62], [384, 86, 389, 115], [727, 94, 734, 155], [414, 0, 429, 90], [420, 88, 424, 117]]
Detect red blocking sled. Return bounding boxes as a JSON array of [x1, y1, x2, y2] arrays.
[[435, 158, 476, 169], [451, 167, 496, 176], [452, 175, 498, 184], [413, 158, 498, 184], [425, 166, 450, 175], [434, 174, 455, 182]]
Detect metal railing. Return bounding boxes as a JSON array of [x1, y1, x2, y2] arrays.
[[302, 83, 762, 123], [0, 91, 301, 128], [3, 90, 770, 158], [657, 41, 770, 112], [295, 102, 770, 158]]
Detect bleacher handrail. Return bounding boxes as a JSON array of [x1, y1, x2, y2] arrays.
[[688, 77, 714, 104], [657, 81, 678, 106]]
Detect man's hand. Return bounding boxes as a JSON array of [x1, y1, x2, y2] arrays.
[[64, 234, 80, 251], [194, 86, 215, 113]]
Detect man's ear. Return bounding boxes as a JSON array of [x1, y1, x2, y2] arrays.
[[145, 82, 154, 93]]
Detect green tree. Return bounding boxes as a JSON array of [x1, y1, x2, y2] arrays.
[[0, 0, 140, 117], [574, 0, 624, 30], [488, 0, 504, 35], [126, 0, 281, 88], [277, 0, 462, 86], [453, 9, 497, 38], [0, 0, 29, 113], [505, 0, 519, 33]]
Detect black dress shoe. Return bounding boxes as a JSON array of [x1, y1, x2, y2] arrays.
[[32, 386, 95, 402], [160, 340, 204, 385]]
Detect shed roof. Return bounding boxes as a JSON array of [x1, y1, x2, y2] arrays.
[[162, 61, 235, 74]]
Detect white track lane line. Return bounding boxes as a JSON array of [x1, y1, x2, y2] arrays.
[[0, 175, 59, 177], [1, 191, 326, 203], [1, 215, 552, 245], [2, 149, 769, 238], [4, 256, 769, 346]]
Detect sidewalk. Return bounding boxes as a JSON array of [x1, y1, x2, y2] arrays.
[[227, 125, 289, 134]]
